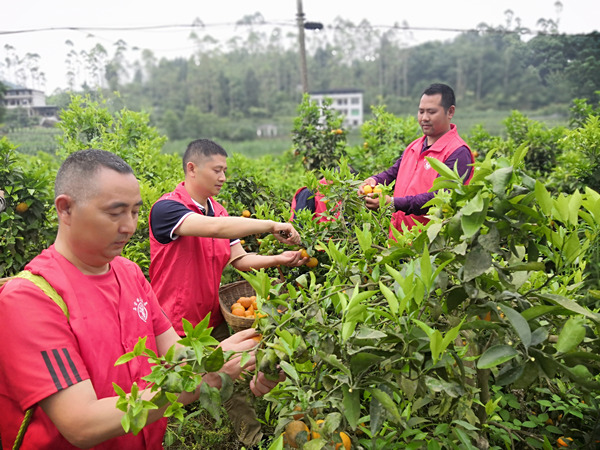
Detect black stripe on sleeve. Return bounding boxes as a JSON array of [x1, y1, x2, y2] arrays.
[[41, 350, 63, 391], [62, 348, 82, 383], [52, 348, 73, 387]]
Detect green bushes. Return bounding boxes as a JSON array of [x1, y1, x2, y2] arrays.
[[5, 91, 600, 448], [0, 138, 55, 276]]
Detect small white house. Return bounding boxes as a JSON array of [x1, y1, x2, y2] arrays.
[[1, 80, 59, 120], [309, 89, 364, 128]]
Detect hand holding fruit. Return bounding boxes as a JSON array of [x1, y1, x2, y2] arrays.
[[277, 250, 309, 267], [358, 177, 377, 195]]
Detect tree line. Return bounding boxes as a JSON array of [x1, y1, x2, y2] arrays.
[[1, 12, 599, 142]]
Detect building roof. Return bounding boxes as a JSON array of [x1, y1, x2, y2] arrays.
[[0, 80, 43, 92], [309, 89, 363, 95]]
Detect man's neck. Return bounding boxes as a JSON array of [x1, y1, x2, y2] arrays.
[[184, 182, 208, 210], [54, 235, 110, 275]]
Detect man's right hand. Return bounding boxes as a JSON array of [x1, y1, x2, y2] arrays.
[[272, 222, 301, 245]]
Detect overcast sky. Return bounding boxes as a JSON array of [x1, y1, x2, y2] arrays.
[[1, 0, 597, 94]]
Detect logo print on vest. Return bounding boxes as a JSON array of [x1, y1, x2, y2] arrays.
[[424, 161, 431, 170], [133, 298, 148, 322]]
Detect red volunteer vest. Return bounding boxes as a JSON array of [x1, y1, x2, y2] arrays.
[[149, 182, 231, 335], [391, 124, 473, 233], [290, 178, 340, 223], [0, 246, 167, 449]]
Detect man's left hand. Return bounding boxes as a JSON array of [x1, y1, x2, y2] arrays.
[[364, 194, 392, 211], [276, 250, 309, 267]]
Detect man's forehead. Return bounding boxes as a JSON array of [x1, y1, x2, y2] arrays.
[[419, 93, 443, 107], [199, 154, 227, 167]]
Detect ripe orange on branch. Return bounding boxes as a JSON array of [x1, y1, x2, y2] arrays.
[[306, 257, 318, 268], [16, 202, 29, 214]]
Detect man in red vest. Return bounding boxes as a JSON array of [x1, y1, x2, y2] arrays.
[[149, 139, 307, 340], [359, 83, 475, 233], [0, 149, 280, 449]]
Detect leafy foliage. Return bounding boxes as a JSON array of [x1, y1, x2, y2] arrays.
[[0, 138, 55, 276], [6, 89, 600, 449]]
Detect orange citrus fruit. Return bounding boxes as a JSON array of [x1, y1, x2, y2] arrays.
[[557, 437, 573, 447], [15, 202, 29, 214], [373, 187, 382, 194], [335, 431, 351, 450], [231, 302, 244, 311], [242, 210, 251, 217], [362, 185, 373, 194], [311, 419, 325, 439], [299, 248, 309, 258], [232, 308, 246, 317], [284, 420, 310, 448], [237, 297, 252, 309], [292, 405, 304, 420], [306, 257, 318, 268]]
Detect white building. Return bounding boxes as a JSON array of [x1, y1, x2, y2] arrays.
[[1, 80, 59, 120], [309, 89, 364, 128]]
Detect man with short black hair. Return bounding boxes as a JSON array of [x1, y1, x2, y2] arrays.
[[360, 83, 475, 233], [149, 139, 307, 339], [0, 149, 278, 449]]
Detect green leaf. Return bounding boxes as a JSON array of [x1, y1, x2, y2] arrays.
[[426, 156, 461, 181], [500, 305, 532, 348], [511, 142, 529, 168], [534, 180, 553, 216], [486, 166, 513, 197], [267, 434, 284, 450], [379, 281, 399, 315], [477, 345, 518, 369], [342, 385, 360, 429], [204, 347, 224, 373], [369, 387, 402, 423], [114, 352, 137, 366], [461, 195, 489, 238], [537, 293, 600, 323], [279, 360, 299, 382], [463, 245, 492, 282], [556, 317, 587, 353]]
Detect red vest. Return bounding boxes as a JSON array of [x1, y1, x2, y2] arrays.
[[149, 182, 231, 334], [0, 246, 167, 449], [290, 178, 340, 223], [391, 124, 473, 233]]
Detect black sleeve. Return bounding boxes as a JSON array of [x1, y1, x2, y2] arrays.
[[150, 200, 194, 244], [293, 188, 316, 213]]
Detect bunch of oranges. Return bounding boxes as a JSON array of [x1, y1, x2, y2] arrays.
[[230, 295, 259, 318], [283, 419, 351, 449], [362, 185, 382, 195]]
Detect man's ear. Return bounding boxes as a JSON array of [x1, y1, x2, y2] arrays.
[[186, 161, 197, 176], [55, 195, 74, 225], [447, 105, 456, 120]]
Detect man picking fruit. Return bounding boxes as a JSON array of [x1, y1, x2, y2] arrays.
[[149, 139, 308, 340], [359, 83, 475, 233], [0, 150, 282, 449]]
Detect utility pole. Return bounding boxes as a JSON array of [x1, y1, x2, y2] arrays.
[[296, 0, 309, 94]]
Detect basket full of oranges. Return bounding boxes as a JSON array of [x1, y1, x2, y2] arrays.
[[219, 280, 261, 332]]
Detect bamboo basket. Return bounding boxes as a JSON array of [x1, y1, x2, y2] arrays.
[[0, 277, 12, 288], [219, 280, 257, 332]]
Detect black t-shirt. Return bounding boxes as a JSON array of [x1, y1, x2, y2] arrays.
[[150, 199, 238, 246]]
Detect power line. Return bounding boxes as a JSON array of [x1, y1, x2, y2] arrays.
[[1, 21, 594, 37]]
